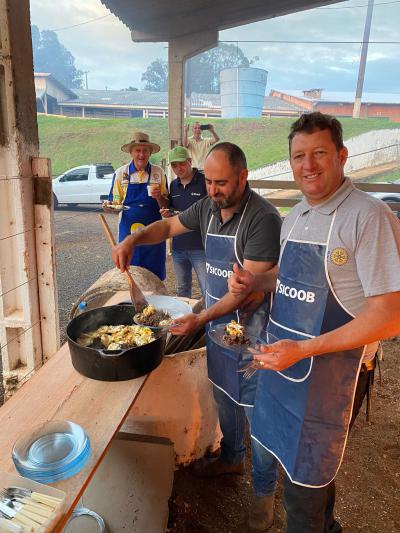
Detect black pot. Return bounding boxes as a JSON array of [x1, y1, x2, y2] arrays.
[[66, 305, 166, 381]]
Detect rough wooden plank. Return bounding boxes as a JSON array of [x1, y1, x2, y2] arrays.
[[32, 157, 60, 360], [0, 323, 148, 531]]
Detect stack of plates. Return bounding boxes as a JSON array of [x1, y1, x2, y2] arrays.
[[12, 420, 91, 483]]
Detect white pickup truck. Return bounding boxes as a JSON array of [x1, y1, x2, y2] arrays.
[[52, 163, 115, 208]]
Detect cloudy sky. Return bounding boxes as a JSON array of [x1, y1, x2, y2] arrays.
[[30, 0, 400, 93]]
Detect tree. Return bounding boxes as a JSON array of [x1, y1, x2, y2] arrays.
[[123, 86, 138, 91], [31, 25, 83, 89], [141, 59, 168, 91], [141, 44, 255, 93], [190, 43, 255, 93]]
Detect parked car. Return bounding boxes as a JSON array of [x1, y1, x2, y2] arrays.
[[370, 179, 400, 218], [52, 163, 115, 208]]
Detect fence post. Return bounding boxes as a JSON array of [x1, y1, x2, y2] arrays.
[[32, 158, 60, 361]]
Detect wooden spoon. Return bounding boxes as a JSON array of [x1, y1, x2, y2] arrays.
[[98, 214, 148, 312]]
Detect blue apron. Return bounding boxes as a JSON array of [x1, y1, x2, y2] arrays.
[[205, 195, 271, 407], [118, 163, 166, 280], [251, 211, 365, 487]]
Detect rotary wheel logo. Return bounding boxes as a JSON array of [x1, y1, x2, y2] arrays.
[[330, 247, 348, 266], [130, 222, 145, 234]]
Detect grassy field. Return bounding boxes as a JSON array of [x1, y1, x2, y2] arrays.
[[363, 167, 400, 183], [37, 115, 400, 176]]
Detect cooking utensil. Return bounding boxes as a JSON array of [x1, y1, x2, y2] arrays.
[[0, 516, 23, 532], [0, 495, 53, 518], [1, 499, 47, 525], [237, 362, 259, 380], [98, 213, 147, 313], [0, 502, 39, 530], [1, 488, 61, 507], [67, 304, 166, 381]]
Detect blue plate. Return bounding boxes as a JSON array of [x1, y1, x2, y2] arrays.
[[12, 420, 91, 483], [208, 323, 266, 355]]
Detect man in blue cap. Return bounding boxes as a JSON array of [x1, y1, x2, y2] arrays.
[[161, 146, 207, 298]]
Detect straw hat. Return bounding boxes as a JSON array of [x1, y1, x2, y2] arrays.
[[121, 131, 160, 154]]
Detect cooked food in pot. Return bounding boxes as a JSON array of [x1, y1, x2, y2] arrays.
[[223, 320, 250, 346], [134, 304, 173, 327], [77, 324, 155, 350]]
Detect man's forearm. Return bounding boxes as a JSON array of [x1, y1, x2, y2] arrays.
[[130, 220, 171, 246], [157, 195, 169, 209], [211, 130, 220, 142], [196, 292, 250, 327], [255, 267, 278, 293]]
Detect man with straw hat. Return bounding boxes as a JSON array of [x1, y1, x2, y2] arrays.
[[103, 131, 169, 280]]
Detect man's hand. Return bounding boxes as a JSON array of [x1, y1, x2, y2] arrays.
[[111, 235, 135, 272], [169, 313, 203, 336], [228, 263, 256, 297], [252, 339, 308, 371], [160, 208, 173, 218], [208, 124, 214, 132], [150, 186, 161, 200]]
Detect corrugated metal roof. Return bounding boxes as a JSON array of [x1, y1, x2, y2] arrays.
[[277, 90, 400, 105], [264, 95, 306, 111], [59, 89, 305, 112]]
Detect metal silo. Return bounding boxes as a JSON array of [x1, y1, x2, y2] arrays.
[[220, 67, 268, 119]]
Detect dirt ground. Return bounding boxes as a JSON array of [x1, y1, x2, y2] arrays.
[[164, 259, 400, 533]]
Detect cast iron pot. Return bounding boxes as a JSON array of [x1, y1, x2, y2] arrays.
[[66, 305, 166, 381]]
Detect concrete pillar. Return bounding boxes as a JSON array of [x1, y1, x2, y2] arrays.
[[168, 30, 217, 149]]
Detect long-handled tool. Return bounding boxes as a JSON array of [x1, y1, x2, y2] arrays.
[[99, 214, 148, 312]]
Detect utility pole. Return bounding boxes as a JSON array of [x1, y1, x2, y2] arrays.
[[184, 58, 192, 118], [353, 0, 375, 118], [82, 71, 89, 90]]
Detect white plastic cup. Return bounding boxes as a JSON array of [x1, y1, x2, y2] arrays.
[[147, 183, 159, 196]]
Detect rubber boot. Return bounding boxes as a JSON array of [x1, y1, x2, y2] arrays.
[[247, 494, 274, 532]]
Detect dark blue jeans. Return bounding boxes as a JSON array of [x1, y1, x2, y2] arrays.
[[171, 249, 206, 298], [212, 386, 277, 496]]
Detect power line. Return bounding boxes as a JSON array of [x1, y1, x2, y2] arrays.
[[220, 40, 400, 44], [318, 0, 400, 8], [46, 14, 112, 32]]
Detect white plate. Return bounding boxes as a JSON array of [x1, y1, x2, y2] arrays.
[[144, 295, 192, 320]]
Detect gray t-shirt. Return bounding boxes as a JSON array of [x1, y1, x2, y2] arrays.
[[179, 185, 282, 264], [281, 177, 400, 316]]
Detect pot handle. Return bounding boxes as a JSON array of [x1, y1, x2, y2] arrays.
[[98, 348, 127, 358]]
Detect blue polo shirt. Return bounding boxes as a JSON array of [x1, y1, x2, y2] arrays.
[[169, 169, 207, 251]]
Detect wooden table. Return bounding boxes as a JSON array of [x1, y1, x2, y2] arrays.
[[0, 291, 149, 531]]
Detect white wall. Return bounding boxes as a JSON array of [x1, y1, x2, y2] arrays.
[[248, 129, 400, 182]]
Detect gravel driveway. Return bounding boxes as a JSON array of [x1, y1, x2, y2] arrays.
[[54, 205, 119, 340]]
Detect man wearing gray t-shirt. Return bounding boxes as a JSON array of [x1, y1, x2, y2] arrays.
[[229, 112, 400, 532], [112, 142, 282, 531]]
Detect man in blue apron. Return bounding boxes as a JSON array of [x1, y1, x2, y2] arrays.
[[228, 112, 400, 532], [111, 142, 282, 531], [103, 131, 169, 280], [160, 146, 207, 298]]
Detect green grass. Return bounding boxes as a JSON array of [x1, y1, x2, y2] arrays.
[[363, 168, 400, 183], [37, 115, 400, 176]]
